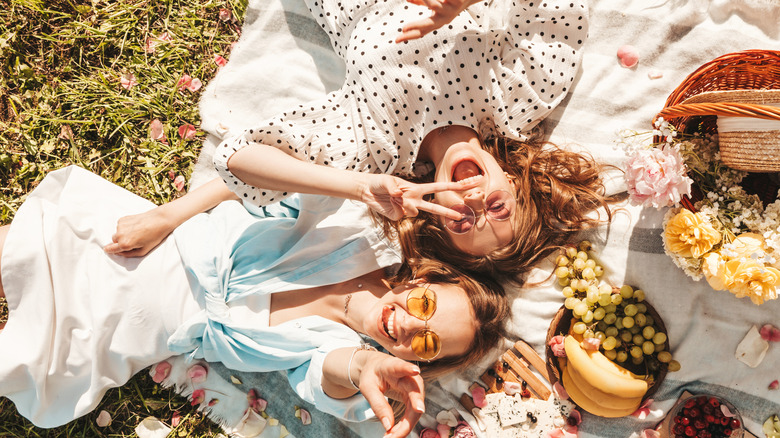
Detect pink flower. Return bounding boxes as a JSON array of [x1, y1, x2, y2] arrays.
[[177, 74, 202, 92], [178, 123, 197, 140], [419, 429, 439, 438], [296, 407, 311, 425], [145, 32, 172, 53], [548, 335, 566, 357], [187, 364, 208, 383], [760, 324, 780, 342], [214, 54, 227, 67], [471, 385, 486, 408], [150, 361, 171, 383], [150, 119, 166, 143], [632, 398, 654, 419], [173, 175, 186, 192], [640, 429, 661, 438], [625, 147, 692, 209], [436, 423, 451, 438], [120, 72, 138, 90], [191, 389, 205, 406], [219, 8, 233, 22], [769, 380, 779, 390], [452, 421, 477, 438], [582, 337, 601, 351], [171, 411, 181, 427]]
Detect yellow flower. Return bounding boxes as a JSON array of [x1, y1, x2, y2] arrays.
[[702, 252, 728, 290], [664, 209, 721, 259], [725, 232, 765, 260], [725, 260, 780, 305]]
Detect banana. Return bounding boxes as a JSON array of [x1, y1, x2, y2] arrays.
[[563, 335, 648, 398], [561, 363, 642, 418], [565, 359, 644, 410]]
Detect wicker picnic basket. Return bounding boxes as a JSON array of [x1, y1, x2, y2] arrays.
[[653, 50, 780, 175]]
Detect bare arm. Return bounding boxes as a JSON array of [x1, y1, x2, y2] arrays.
[[229, 144, 473, 220], [104, 177, 238, 257], [322, 347, 425, 438]]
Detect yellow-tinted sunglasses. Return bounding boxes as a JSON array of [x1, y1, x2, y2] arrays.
[[406, 285, 441, 361]]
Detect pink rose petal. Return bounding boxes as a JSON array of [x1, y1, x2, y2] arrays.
[[452, 421, 476, 438], [640, 429, 661, 438], [177, 74, 201, 92], [562, 424, 579, 438], [150, 119, 166, 142], [632, 398, 654, 419], [171, 411, 181, 427], [150, 361, 171, 383], [187, 364, 208, 384], [299, 408, 311, 425], [436, 423, 451, 438], [503, 381, 522, 395], [721, 403, 736, 418], [214, 54, 227, 67], [770, 380, 779, 390], [191, 389, 205, 406], [187, 78, 202, 92], [617, 45, 639, 68], [219, 8, 233, 22], [96, 410, 112, 427], [546, 429, 565, 438], [567, 409, 582, 426], [553, 381, 569, 400], [178, 123, 197, 140], [420, 429, 439, 438], [120, 73, 138, 90], [471, 385, 487, 408], [173, 175, 186, 192], [549, 335, 566, 357]]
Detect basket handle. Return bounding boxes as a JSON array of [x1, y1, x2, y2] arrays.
[[653, 102, 780, 125]]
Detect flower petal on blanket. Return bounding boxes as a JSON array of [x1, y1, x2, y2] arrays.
[[735, 325, 769, 368]]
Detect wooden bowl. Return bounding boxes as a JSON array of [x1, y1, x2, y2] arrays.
[[544, 299, 669, 402]]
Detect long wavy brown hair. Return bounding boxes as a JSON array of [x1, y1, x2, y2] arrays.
[[383, 133, 613, 286]]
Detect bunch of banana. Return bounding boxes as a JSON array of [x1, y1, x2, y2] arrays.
[[559, 334, 650, 417], [764, 414, 780, 438]]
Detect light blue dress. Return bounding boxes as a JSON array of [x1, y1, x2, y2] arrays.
[[169, 194, 402, 421]]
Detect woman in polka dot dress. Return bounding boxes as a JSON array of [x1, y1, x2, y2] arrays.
[[109, 0, 611, 284]]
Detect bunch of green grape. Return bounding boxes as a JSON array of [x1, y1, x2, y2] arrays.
[[555, 241, 681, 373]]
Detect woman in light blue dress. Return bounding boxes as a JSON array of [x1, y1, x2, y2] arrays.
[[0, 166, 508, 437]]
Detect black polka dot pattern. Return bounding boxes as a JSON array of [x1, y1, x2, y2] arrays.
[[214, 0, 587, 206]]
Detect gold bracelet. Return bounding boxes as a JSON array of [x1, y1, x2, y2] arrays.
[[347, 344, 376, 390]]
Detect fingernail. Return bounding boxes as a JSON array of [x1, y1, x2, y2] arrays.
[[416, 402, 425, 412], [412, 365, 421, 374], [382, 418, 392, 431]]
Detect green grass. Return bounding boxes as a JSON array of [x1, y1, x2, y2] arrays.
[[0, 0, 245, 435]]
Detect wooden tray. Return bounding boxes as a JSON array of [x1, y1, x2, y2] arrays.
[[460, 340, 551, 411], [544, 300, 669, 401]]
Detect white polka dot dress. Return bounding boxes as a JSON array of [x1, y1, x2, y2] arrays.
[[214, 0, 588, 205]]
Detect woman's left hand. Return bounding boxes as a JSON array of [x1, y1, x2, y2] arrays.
[[360, 174, 476, 221], [396, 0, 480, 43], [359, 353, 426, 438]]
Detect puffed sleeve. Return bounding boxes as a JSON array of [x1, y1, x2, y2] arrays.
[[213, 93, 365, 207], [477, 0, 588, 139]]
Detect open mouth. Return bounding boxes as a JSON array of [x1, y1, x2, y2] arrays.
[[451, 159, 484, 184], [382, 305, 397, 341]]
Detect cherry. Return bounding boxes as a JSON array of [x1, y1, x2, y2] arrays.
[[686, 426, 697, 436], [709, 397, 720, 408], [720, 417, 730, 426], [682, 417, 691, 426], [730, 419, 741, 429], [705, 415, 715, 424], [694, 419, 706, 430]]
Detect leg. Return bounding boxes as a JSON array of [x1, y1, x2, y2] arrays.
[[0, 225, 8, 329]]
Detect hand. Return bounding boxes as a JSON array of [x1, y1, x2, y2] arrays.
[[103, 208, 175, 257], [359, 174, 477, 221], [358, 353, 426, 438], [396, 0, 479, 43]]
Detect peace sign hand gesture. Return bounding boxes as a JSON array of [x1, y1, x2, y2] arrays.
[[359, 174, 476, 221]]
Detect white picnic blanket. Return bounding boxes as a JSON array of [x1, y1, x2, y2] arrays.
[[190, 0, 780, 436]]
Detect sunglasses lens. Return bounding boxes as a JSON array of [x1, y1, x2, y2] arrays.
[[406, 287, 437, 320], [412, 330, 441, 361], [485, 190, 515, 221], [444, 204, 475, 234]]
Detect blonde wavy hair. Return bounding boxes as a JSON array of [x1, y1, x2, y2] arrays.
[[382, 134, 613, 286]]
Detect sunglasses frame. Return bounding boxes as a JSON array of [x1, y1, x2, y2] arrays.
[[406, 284, 441, 362], [443, 189, 517, 235]]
